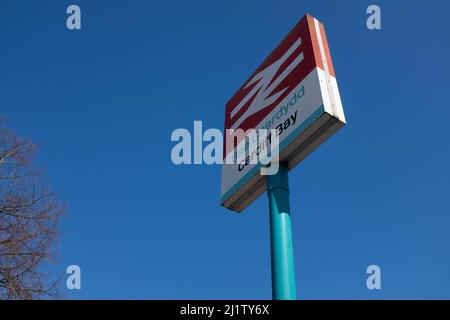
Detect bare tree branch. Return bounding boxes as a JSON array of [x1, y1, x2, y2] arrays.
[[0, 117, 65, 300]]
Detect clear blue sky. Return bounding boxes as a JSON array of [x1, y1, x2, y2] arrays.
[[1, 0, 450, 299]]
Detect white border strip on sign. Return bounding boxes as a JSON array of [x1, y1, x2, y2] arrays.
[[313, 18, 338, 118]]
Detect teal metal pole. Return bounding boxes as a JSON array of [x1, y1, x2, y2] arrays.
[[267, 163, 297, 300]]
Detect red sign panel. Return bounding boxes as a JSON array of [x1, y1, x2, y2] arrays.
[[224, 14, 335, 157]]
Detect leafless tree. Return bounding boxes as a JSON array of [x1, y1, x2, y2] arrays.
[[0, 117, 65, 299]]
